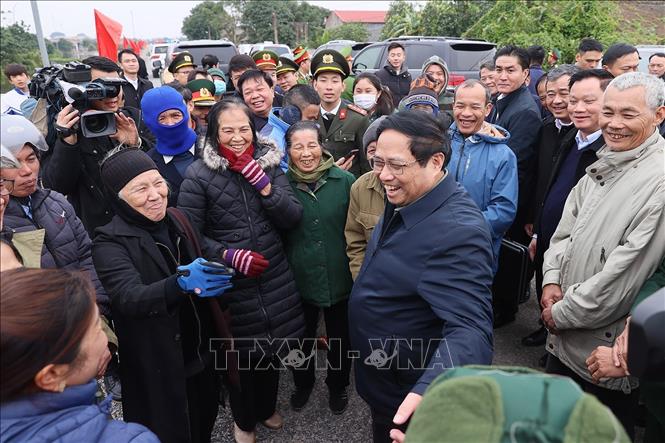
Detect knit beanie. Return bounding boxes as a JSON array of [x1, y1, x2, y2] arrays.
[[100, 148, 158, 195], [362, 115, 387, 152], [403, 77, 440, 114], [141, 86, 197, 156]]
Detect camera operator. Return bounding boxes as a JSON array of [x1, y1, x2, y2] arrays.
[[42, 56, 154, 234]]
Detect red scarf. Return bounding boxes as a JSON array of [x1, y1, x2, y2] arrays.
[[219, 143, 255, 164]]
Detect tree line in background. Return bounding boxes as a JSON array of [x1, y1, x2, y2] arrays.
[[383, 0, 664, 64]]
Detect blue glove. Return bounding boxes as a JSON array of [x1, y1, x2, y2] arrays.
[[176, 258, 234, 297]]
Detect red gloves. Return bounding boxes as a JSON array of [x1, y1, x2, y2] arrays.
[[224, 248, 269, 278], [230, 153, 270, 192]]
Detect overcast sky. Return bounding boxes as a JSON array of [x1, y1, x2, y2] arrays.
[[4, 1, 396, 39]]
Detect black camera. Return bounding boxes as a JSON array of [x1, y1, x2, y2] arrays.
[[31, 62, 128, 138]]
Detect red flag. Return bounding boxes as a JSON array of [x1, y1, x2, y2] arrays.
[[130, 39, 141, 53], [123, 37, 130, 49], [94, 9, 123, 61]]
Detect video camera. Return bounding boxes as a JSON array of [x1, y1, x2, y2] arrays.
[[30, 62, 128, 138]]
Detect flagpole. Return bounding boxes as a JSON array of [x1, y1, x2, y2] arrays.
[[30, 0, 50, 66]]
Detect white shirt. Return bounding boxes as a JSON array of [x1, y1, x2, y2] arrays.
[[126, 77, 139, 90], [555, 119, 573, 131], [320, 100, 342, 119], [1, 88, 28, 115], [163, 145, 195, 164], [575, 129, 602, 151]]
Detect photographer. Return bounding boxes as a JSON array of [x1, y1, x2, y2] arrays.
[[41, 56, 154, 234]]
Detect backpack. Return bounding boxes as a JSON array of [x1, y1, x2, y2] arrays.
[[405, 366, 629, 443]]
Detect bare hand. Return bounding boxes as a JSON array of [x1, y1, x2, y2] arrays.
[[528, 238, 537, 261], [56, 104, 80, 145], [612, 318, 630, 374], [478, 122, 503, 138], [541, 283, 563, 310], [586, 346, 627, 382], [336, 154, 355, 171], [524, 223, 534, 237], [110, 112, 139, 146], [541, 306, 559, 335], [389, 392, 422, 443]]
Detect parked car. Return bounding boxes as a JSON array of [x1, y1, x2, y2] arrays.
[[237, 44, 253, 55], [315, 41, 373, 59], [150, 43, 175, 78], [249, 41, 292, 58], [636, 45, 665, 74], [351, 36, 497, 89], [157, 39, 238, 78]]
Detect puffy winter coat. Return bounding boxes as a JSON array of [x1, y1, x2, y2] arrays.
[[3, 188, 110, 316], [258, 108, 289, 172], [178, 140, 305, 355], [0, 380, 158, 443], [448, 123, 518, 264]]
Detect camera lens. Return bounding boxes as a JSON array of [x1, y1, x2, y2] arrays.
[[83, 114, 109, 134]]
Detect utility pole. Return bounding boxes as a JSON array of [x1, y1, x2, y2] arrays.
[[272, 11, 278, 43], [30, 0, 50, 66]]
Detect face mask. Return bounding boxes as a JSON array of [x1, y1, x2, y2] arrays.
[[214, 80, 226, 96], [354, 93, 377, 110]]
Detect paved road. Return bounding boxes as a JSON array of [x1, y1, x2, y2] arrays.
[[111, 281, 545, 442]]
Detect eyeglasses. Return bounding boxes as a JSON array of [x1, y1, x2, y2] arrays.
[[0, 178, 14, 196], [369, 157, 421, 175]]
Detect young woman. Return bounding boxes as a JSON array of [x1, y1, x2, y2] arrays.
[[352, 72, 395, 122]]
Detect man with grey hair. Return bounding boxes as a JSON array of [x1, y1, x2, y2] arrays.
[[523, 64, 580, 347], [541, 72, 665, 438]]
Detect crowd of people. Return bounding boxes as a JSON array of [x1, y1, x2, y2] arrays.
[[0, 35, 664, 443]]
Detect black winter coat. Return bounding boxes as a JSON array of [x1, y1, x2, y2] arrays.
[[528, 116, 575, 224], [375, 64, 412, 106], [41, 107, 154, 235], [120, 74, 154, 110], [3, 188, 110, 316], [92, 212, 217, 443], [488, 85, 543, 237], [177, 140, 305, 357]]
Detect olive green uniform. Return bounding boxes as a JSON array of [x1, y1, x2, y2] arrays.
[[318, 102, 370, 178]]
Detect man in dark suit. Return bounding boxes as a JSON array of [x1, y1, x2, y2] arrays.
[[488, 45, 544, 325], [118, 49, 153, 110], [522, 64, 580, 346], [530, 69, 614, 345]]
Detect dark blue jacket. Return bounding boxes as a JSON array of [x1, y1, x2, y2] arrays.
[[0, 380, 158, 443], [348, 174, 495, 417]]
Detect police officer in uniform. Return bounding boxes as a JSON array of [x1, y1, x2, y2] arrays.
[[311, 49, 370, 178], [168, 52, 197, 86], [293, 45, 312, 85]]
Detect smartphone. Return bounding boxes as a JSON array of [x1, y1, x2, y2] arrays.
[[348, 149, 359, 157]]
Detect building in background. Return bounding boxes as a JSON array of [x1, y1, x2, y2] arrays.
[[325, 11, 387, 41]]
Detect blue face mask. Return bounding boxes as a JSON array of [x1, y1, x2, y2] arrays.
[[214, 80, 226, 96]]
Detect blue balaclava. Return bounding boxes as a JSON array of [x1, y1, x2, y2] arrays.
[[141, 86, 197, 156]]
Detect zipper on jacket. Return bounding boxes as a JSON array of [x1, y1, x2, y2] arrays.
[[156, 238, 205, 365], [454, 139, 467, 181], [237, 176, 274, 346]]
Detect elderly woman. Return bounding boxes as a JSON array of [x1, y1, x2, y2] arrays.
[[344, 116, 387, 279], [282, 121, 356, 414], [0, 268, 159, 442], [92, 148, 233, 443], [178, 98, 304, 443]]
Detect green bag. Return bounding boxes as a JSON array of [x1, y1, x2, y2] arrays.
[[405, 366, 629, 443]]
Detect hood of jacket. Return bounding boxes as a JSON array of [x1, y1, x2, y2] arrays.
[[449, 122, 511, 146], [422, 55, 450, 91], [200, 137, 283, 172]]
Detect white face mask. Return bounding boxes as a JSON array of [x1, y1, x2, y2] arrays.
[[353, 93, 377, 110]]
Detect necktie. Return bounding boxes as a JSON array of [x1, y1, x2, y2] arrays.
[[323, 112, 335, 132]]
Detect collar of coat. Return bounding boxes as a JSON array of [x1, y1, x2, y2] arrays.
[[384, 171, 455, 230], [589, 129, 663, 184], [200, 137, 283, 172]]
